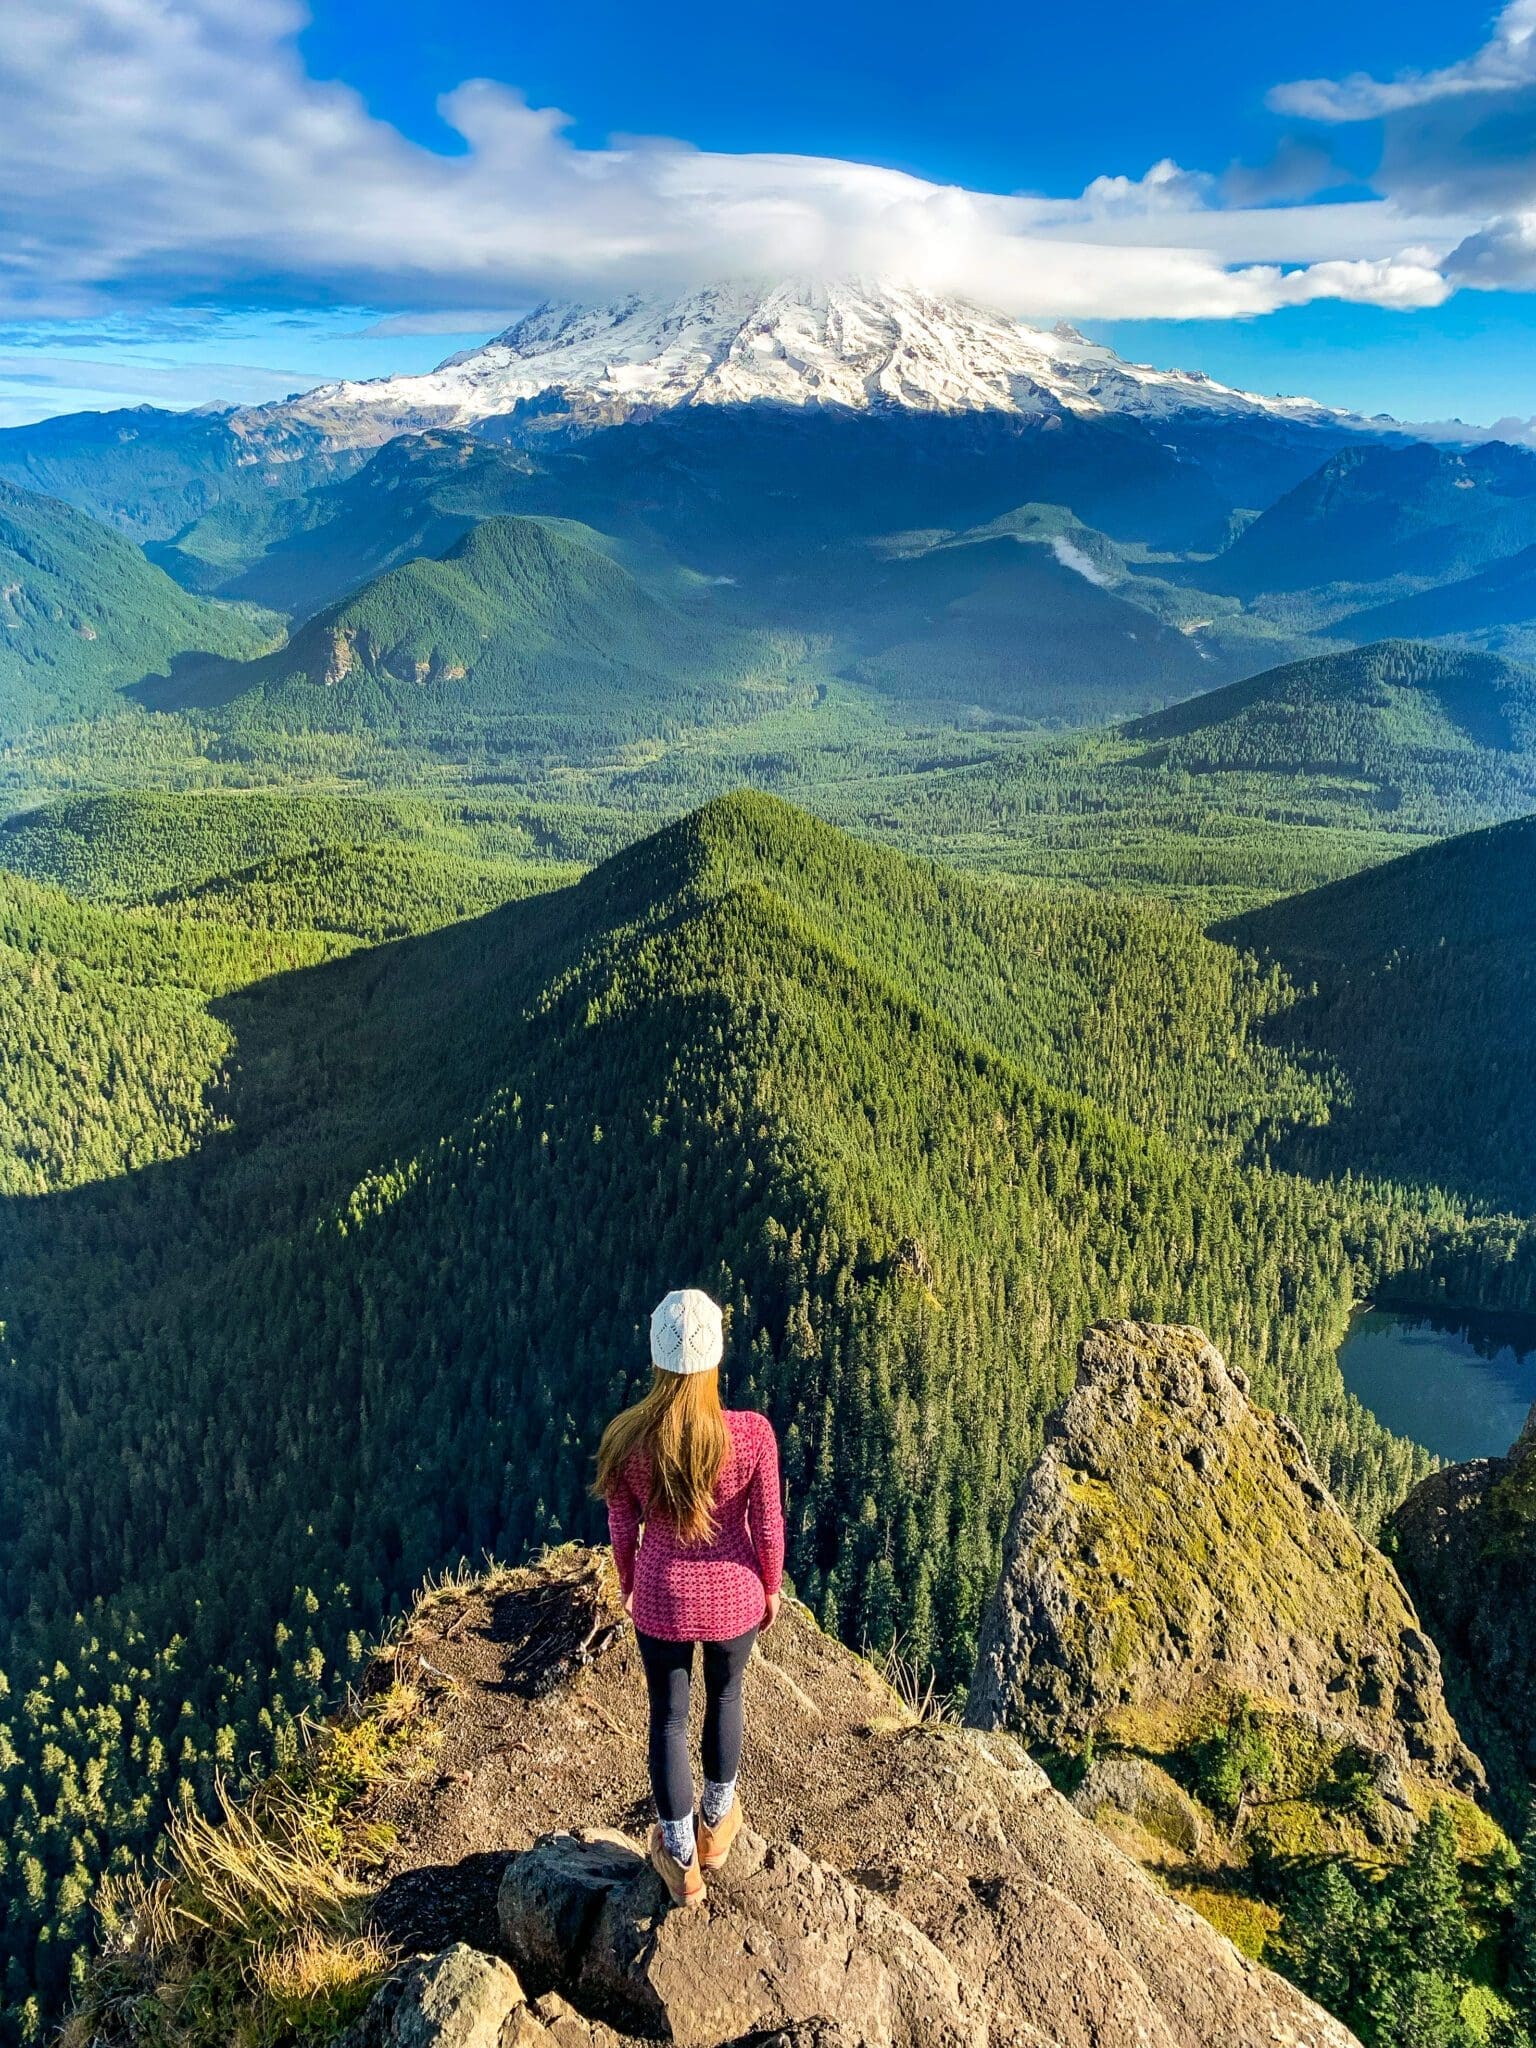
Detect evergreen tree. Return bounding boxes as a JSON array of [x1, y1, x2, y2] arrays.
[[1375, 1971, 1474, 2048], [1387, 1808, 1475, 1986], [1272, 1861, 1375, 2020]]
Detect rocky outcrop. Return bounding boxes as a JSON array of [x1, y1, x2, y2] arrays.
[[967, 1321, 1483, 1799], [1392, 1400, 1536, 1819], [341, 1545, 1358, 2048], [345, 1943, 625, 2047], [497, 1826, 983, 2047]]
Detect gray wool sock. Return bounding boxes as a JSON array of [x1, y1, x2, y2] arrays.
[[701, 1776, 736, 1828], [659, 1812, 696, 1865]]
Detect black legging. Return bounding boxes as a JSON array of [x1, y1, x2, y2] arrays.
[[635, 1626, 758, 1822]]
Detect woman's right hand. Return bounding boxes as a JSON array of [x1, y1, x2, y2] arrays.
[[763, 1590, 781, 1631]]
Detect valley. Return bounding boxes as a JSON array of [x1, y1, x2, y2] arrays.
[[0, 278, 1533, 2048]]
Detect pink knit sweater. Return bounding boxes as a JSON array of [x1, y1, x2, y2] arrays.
[[605, 1409, 785, 1642]]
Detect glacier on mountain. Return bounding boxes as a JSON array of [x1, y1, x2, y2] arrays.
[[266, 279, 1375, 443]]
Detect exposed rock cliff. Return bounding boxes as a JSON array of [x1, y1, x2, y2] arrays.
[[314, 1546, 1355, 2048], [967, 1322, 1483, 1806], [1392, 1399, 1536, 1819]]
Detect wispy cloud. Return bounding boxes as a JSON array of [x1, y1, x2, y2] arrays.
[[1270, 1, 1536, 120], [0, 303, 512, 426], [1271, 2, 1536, 291], [0, 0, 1462, 329], [356, 311, 526, 338]]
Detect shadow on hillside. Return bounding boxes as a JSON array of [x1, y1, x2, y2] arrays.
[[5, 835, 648, 1247], [1222, 844, 1536, 1218], [128, 639, 277, 713], [0, 812, 725, 1609]]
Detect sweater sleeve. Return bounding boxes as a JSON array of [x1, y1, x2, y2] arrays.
[[747, 1416, 785, 1596], [605, 1464, 642, 1599]]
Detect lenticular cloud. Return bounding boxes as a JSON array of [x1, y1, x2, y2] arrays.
[[0, 0, 1453, 322]]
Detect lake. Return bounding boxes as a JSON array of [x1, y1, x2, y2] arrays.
[[1338, 1305, 1536, 1464]]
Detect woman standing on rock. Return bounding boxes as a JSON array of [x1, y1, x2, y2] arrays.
[[595, 1288, 784, 1909]]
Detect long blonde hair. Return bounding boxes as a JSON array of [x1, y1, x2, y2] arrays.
[[594, 1368, 730, 1544]]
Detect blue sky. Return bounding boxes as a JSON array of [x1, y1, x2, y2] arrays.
[[2, 0, 1534, 428]]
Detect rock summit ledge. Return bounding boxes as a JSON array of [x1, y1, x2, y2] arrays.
[[331, 1537, 1355, 2048]]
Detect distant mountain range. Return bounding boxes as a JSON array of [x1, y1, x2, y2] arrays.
[[0, 279, 1386, 549], [1210, 440, 1536, 597], [3, 275, 1536, 765]]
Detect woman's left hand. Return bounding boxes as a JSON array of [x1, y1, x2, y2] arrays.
[[623, 1589, 634, 1618]]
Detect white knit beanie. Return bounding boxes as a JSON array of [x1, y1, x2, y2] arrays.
[[650, 1289, 724, 1375]]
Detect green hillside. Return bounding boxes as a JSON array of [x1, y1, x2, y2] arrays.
[[154, 515, 814, 758], [844, 503, 1311, 724], [0, 871, 335, 1197], [0, 483, 272, 734], [1107, 639, 1536, 847], [0, 405, 351, 542], [1228, 814, 1536, 1212], [0, 789, 634, 898], [147, 431, 546, 616], [850, 528, 1217, 721], [1210, 439, 1536, 597], [1340, 541, 1536, 647], [775, 641, 1536, 908], [3, 792, 1533, 2037], [1127, 640, 1536, 763]]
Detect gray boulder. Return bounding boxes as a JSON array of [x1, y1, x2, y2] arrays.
[[497, 1827, 983, 2048], [1074, 1754, 1206, 1856], [348, 1944, 526, 2048]]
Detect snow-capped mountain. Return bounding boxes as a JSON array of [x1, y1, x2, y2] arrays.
[[267, 280, 1377, 444]]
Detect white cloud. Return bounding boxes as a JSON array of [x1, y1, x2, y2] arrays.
[[1268, 5, 1536, 295], [1077, 159, 1216, 215], [1270, 0, 1536, 120], [0, 0, 1457, 327], [1445, 210, 1536, 286]]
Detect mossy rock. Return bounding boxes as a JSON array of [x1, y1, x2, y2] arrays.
[[1176, 1886, 1281, 1963], [1075, 1754, 1207, 1857], [970, 1321, 1485, 1815]]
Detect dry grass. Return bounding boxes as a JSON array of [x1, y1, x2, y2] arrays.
[[869, 1633, 958, 1725], [66, 1684, 439, 2048], [404, 1552, 518, 1619]]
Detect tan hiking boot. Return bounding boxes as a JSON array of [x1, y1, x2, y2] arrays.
[[648, 1825, 706, 1909], [698, 1796, 743, 1870]]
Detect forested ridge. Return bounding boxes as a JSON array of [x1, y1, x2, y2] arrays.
[[1230, 815, 1536, 1213], [10, 632, 1532, 926], [1, 791, 1533, 2038], [0, 482, 272, 733]]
